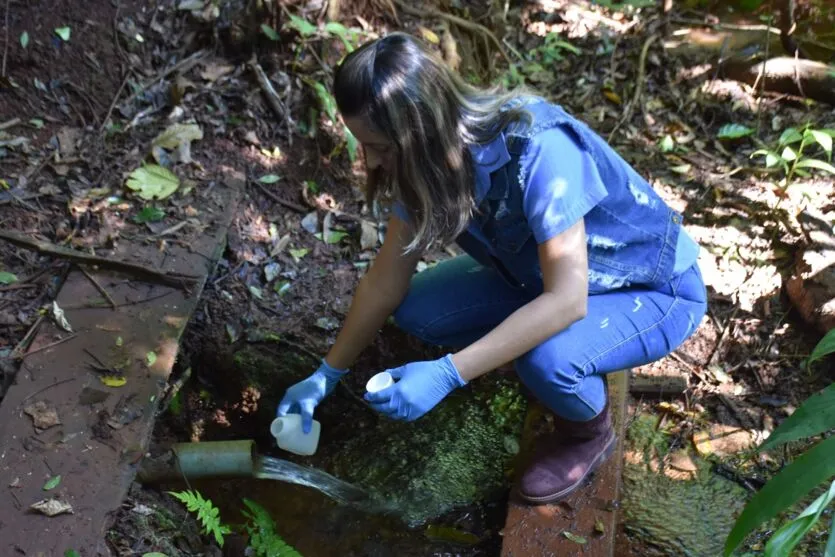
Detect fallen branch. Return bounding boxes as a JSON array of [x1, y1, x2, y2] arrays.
[[248, 54, 294, 144], [78, 265, 117, 308], [393, 0, 511, 66], [250, 178, 307, 214], [608, 34, 659, 142], [1, 0, 9, 78], [0, 231, 201, 290]]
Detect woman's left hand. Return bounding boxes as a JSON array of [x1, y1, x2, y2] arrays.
[[364, 354, 466, 421]]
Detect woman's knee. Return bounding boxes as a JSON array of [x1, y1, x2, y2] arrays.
[[514, 344, 583, 395]]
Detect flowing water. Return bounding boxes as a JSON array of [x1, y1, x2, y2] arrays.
[[253, 454, 392, 513]]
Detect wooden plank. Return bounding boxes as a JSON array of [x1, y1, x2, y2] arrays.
[[0, 169, 243, 556], [501, 370, 629, 557]]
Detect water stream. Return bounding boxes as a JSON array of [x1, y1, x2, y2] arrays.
[[253, 454, 391, 513]]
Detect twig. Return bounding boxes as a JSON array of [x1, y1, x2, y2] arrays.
[[121, 49, 207, 108], [17, 377, 76, 407], [9, 316, 45, 359], [1, 0, 9, 78], [20, 333, 78, 360], [0, 117, 20, 131], [608, 33, 659, 142], [0, 283, 39, 292], [0, 230, 200, 290], [78, 265, 117, 308], [100, 72, 130, 134], [707, 305, 741, 366], [250, 178, 307, 214], [61, 289, 173, 310], [669, 351, 711, 386], [754, 13, 772, 136], [248, 55, 294, 131], [393, 0, 511, 65]]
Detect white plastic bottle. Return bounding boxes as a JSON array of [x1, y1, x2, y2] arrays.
[[270, 414, 321, 456]]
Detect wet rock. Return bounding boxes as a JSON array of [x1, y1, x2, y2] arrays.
[[692, 424, 756, 458]]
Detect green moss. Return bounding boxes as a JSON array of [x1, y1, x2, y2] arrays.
[[325, 376, 526, 526]]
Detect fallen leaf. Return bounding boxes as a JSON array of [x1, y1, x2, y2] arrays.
[[258, 174, 281, 184], [261, 24, 279, 41], [562, 531, 587, 544], [178, 0, 204, 9], [50, 301, 73, 332], [57, 127, 81, 158], [30, 498, 73, 516], [595, 518, 605, 534], [100, 375, 127, 387], [24, 401, 61, 429], [360, 220, 377, 250], [9, 477, 20, 488], [226, 323, 239, 343], [146, 351, 157, 367], [301, 212, 318, 234], [20, 31, 29, 49], [65, 551, 81, 557], [264, 262, 281, 283], [200, 61, 234, 82], [0, 271, 18, 284], [43, 475, 61, 491], [670, 164, 692, 174], [289, 248, 309, 262], [316, 317, 339, 331], [133, 206, 166, 224], [115, 336, 124, 347], [29, 118, 44, 128], [270, 234, 291, 258], [274, 281, 291, 296], [418, 26, 440, 44], [151, 123, 203, 164], [132, 504, 155, 516], [125, 165, 180, 201], [248, 285, 263, 299], [603, 89, 622, 105], [54, 27, 71, 41]]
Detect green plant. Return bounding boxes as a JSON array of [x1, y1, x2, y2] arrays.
[[241, 499, 303, 557], [751, 125, 835, 187], [168, 490, 301, 555], [724, 329, 835, 556], [167, 490, 231, 547]]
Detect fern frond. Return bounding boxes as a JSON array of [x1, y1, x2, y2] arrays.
[[241, 498, 303, 557], [167, 489, 230, 548]]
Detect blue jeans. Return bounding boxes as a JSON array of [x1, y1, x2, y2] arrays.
[[392, 256, 708, 421]]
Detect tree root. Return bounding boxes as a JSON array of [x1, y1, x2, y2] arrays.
[[721, 56, 835, 105], [608, 34, 659, 142], [393, 0, 511, 66]]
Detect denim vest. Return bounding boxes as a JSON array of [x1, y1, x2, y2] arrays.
[[455, 98, 692, 296]]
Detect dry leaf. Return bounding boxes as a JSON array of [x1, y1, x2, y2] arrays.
[[50, 301, 73, 332], [360, 220, 377, 250], [200, 61, 235, 82], [99, 375, 127, 387], [30, 498, 73, 517], [24, 401, 61, 430], [441, 26, 461, 72], [602, 89, 622, 105], [418, 26, 440, 44]]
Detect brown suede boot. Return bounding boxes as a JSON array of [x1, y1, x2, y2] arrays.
[[517, 404, 616, 504]]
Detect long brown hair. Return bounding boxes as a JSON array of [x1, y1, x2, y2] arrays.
[[333, 32, 531, 253]]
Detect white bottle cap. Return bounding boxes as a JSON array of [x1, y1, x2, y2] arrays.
[[366, 371, 394, 394]]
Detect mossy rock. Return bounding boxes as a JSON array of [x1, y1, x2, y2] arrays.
[[322, 377, 527, 526]]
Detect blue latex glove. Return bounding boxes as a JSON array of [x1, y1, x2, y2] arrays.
[[276, 359, 348, 433], [364, 354, 467, 421]]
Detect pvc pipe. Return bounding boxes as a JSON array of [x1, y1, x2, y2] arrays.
[[172, 439, 256, 479]]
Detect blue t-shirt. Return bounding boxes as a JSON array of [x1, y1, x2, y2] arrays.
[[393, 125, 699, 275]]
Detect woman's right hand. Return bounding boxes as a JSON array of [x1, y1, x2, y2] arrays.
[[276, 359, 348, 433]]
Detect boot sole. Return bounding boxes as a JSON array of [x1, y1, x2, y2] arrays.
[[516, 431, 617, 505]]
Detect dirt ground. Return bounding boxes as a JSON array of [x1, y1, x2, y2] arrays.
[[1, 0, 834, 555]]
